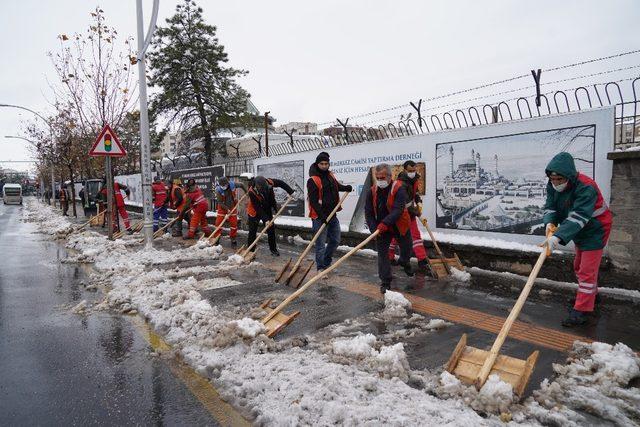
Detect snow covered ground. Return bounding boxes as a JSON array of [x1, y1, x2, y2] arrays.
[[24, 199, 640, 425]]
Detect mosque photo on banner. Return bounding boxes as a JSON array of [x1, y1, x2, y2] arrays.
[[256, 159, 305, 217], [435, 125, 595, 235]]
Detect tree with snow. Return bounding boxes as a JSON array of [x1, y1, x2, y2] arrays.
[[148, 0, 252, 166]]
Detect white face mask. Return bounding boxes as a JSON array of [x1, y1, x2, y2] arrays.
[[407, 172, 416, 179], [220, 185, 228, 191], [552, 182, 568, 192], [376, 180, 389, 189]]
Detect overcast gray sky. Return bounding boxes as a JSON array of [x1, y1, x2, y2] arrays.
[[1, 0, 638, 172]]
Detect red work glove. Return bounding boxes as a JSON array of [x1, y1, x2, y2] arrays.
[[376, 223, 389, 233]]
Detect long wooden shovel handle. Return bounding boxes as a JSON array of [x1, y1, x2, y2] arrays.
[[153, 216, 179, 238], [263, 230, 380, 323], [475, 227, 556, 388], [77, 209, 106, 230], [208, 192, 248, 242], [241, 194, 294, 257], [420, 218, 451, 274], [287, 191, 350, 277]]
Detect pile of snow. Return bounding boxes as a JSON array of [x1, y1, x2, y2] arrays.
[[436, 371, 515, 415], [383, 291, 412, 318], [231, 318, 266, 338], [450, 267, 471, 282], [226, 254, 245, 265], [330, 334, 411, 381], [183, 345, 487, 426], [475, 375, 515, 414], [22, 199, 75, 238], [332, 333, 377, 358], [518, 341, 640, 426]]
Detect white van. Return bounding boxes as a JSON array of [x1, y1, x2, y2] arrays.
[[3, 183, 23, 205]]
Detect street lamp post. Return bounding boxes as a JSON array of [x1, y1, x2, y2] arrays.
[[135, 0, 160, 248], [0, 103, 57, 207]]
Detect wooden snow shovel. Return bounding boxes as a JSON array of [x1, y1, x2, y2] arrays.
[[419, 218, 463, 279], [237, 194, 294, 263], [114, 220, 144, 239], [261, 230, 380, 337], [445, 225, 557, 397], [153, 216, 179, 239], [75, 209, 105, 232], [276, 191, 350, 287], [207, 193, 248, 245]]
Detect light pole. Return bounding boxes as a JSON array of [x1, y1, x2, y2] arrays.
[[135, 0, 160, 248], [0, 103, 57, 207]]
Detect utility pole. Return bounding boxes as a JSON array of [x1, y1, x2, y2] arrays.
[[264, 111, 271, 157], [135, 0, 160, 248]]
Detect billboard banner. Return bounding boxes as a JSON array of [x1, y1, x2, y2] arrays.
[[170, 165, 226, 201], [253, 107, 614, 246]]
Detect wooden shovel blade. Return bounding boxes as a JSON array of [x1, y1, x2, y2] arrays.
[[293, 260, 315, 289], [259, 299, 301, 338], [209, 234, 220, 246], [243, 250, 256, 263], [236, 244, 246, 255], [275, 258, 292, 283], [445, 334, 538, 397]]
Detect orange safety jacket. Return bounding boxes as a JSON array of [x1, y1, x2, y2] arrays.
[[307, 173, 341, 219], [247, 178, 274, 218], [371, 180, 410, 235]]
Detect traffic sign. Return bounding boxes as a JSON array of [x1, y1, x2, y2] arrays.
[[89, 124, 127, 157]]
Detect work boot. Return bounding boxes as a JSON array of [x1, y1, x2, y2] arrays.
[[561, 309, 588, 327], [380, 282, 391, 294], [389, 258, 398, 266], [418, 259, 429, 271], [230, 238, 237, 247], [270, 249, 280, 257], [183, 234, 195, 240], [399, 261, 414, 277]]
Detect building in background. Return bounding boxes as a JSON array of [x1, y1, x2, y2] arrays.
[[275, 122, 318, 135]]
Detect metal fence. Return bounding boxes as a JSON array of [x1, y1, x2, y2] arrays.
[[218, 77, 640, 173]]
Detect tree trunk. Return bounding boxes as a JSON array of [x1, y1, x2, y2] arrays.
[[193, 90, 213, 166], [69, 164, 77, 217]]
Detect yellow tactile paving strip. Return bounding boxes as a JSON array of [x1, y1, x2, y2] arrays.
[[336, 278, 590, 352]]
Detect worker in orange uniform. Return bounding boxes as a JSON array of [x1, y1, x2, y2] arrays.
[[246, 176, 294, 256], [213, 176, 247, 246], [152, 176, 169, 232], [183, 179, 212, 239], [169, 177, 189, 237], [99, 178, 133, 234]]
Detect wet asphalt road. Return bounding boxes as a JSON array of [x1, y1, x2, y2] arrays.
[[0, 201, 217, 426]]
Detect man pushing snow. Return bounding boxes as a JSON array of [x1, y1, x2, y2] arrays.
[[543, 152, 612, 327]]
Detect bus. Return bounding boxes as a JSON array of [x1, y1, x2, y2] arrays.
[[3, 183, 23, 205]]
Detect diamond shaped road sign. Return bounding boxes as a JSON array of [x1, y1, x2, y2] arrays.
[[89, 124, 127, 157]]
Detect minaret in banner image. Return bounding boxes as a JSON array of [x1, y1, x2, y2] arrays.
[[449, 146, 454, 176]]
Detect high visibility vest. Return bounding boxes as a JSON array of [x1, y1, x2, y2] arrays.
[[186, 187, 207, 210], [171, 185, 185, 210], [247, 178, 273, 218], [152, 182, 168, 207], [216, 182, 237, 212], [308, 173, 341, 219], [371, 180, 410, 235], [59, 188, 67, 202]]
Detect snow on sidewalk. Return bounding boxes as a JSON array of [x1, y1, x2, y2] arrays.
[[31, 200, 639, 425]]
